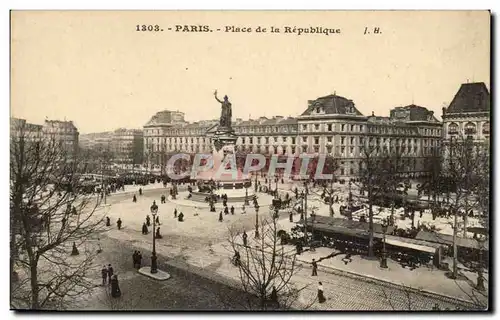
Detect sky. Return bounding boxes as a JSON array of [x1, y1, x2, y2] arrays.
[[11, 11, 490, 134]]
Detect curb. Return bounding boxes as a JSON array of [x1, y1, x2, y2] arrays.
[[295, 256, 479, 308]]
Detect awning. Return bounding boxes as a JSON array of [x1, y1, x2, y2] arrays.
[[384, 238, 437, 253]]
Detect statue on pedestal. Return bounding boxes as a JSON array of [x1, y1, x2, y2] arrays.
[[214, 90, 232, 129]]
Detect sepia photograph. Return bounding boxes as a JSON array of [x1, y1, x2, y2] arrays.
[[9, 10, 491, 311]]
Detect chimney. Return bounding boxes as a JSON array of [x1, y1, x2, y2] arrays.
[[442, 107, 447, 116], [371, 111, 375, 116]]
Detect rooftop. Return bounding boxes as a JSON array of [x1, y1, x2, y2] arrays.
[[301, 93, 364, 116], [445, 82, 490, 114]]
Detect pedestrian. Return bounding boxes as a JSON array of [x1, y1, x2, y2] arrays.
[[289, 211, 293, 222], [155, 215, 160, 225], [146, 215, 151, 227], [110, 275, 121, 298], [174, 208, 178, 218], [156, 227, 162, 239], [230, 205, 235, 215], [161, 194, 166, 204], [132, 251, 138, 268], [106, 216, 111, 227], [142, 222, 149, 234], [117, 218, 122, 230], [270, 286, 278, 306], [312, 259, 318, 276], [317, 282, 326, 303], [101, 265, 107, 285], [133, 194, 137, 203], [137, 251, 142, 268], [107, 264, 114, 284], [178, 212, 184, 222], [224, 206, 229, 215], [219, 211, 223, 222], [242, 230, 248, 247], [139, 188, 142, 196]]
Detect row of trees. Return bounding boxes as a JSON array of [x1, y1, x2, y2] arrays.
[[10, 122, 108, 309]]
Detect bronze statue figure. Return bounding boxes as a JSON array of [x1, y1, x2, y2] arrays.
[[214, 90, 232, 128]]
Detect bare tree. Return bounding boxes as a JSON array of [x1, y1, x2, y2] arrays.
[[226, 215, 313, 310], [311, 155, 340, 217], [10, 121, 106, 309], [444, 134, 486, 278], [356, 143, 390, 257]]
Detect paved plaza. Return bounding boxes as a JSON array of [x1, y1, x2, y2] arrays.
[[92, 180, 487, 310]]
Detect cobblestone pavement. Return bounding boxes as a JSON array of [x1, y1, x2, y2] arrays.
[[80, 187, 485, 311], [72, 236, 256, 310]]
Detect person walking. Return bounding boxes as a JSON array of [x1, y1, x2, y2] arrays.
[[317, 282, 326, 303], [107, 264, 114, 285], [312, 259, 318, 276], [117, 218, 122, 230], [111, 275, 121, 298], [219, 211, 223, 222], [132, 251, 138, 268], [101, 265, 108, 285], [174, 208, 178, 219], [242, 230, 248, 247], [137, 251, 143, 269]]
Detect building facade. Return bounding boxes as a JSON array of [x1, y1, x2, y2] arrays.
[[143, 92, 443, 178], [297, 94, 442, 178], [10, 118, 79, 158], [111, 128, 144, 164], [79, 132, 113, 151], [442, 82, 490, 145]]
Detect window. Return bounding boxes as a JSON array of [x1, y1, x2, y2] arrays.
[[327, 146, 332, 153], [302, 124, 307, 131], [265, 137, 270, 144], [314, 146, 319, 153], [292, 137, 296, 144], [250, 137, 254, 144], [351, 124, 355, 131], [464, 122, 477, 135], [291, 146, 296, 154], [360, 137, 364, 145], [341, 124, 345, 131], [483, 122, 490, 134], [314, 137, 319, 144], [327, 137, 332, 143], [302, 146, 307, 153], [302, 137, 307, 143], [341, 146, 345, 154], [314, 124, 320, 130], [350, 137, 354, 144], [350, 147, 354, 154], [328, 124, 333, 131], [360, 125, 363, 132], [341, 137, 345, 145]]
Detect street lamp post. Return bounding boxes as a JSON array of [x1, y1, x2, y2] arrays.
[[476, 235, 486, 291], [255, 206, 260, 239], [150, 202, 159, 274], [244, 185, 250, 205], [380, 218, 388, 269], [254, 173, 258, 193]]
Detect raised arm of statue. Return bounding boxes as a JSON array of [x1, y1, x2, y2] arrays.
[[214, 90, 223, 104]]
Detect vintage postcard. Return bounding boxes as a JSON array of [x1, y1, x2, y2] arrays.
[[10, 10, 490, 311]]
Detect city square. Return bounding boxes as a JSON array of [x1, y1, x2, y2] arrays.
[[9, 10, 490, 312]]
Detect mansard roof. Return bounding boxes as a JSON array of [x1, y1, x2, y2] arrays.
[[301, 94, 364, 116], [446, 82, 490, 114]]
